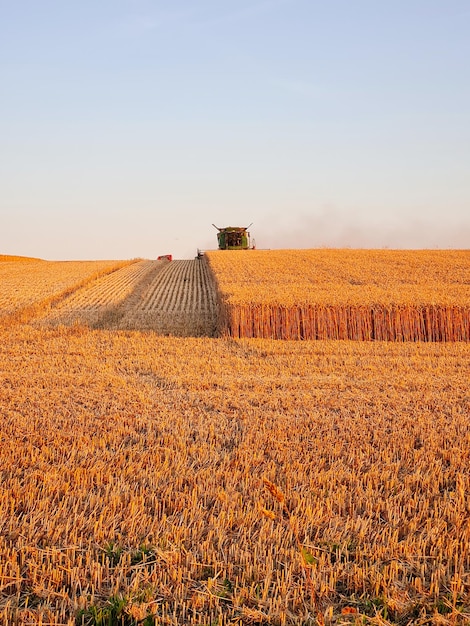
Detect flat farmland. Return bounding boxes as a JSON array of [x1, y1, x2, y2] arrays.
[[0, 251, 469, 625], [4, 250, 470, 341], [36, 260, 158, 328], [0, 325, 469, 625], [115, 258, 218, 336], [32, 259, 218, 336], [206, 250, 470, 340], [0, 258, 130, 321]]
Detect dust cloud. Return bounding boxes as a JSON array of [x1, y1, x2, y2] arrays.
[[256, 209, 470, 250]]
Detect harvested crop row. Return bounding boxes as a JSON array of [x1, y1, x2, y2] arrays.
[[37, 260, 155, 327], [206, 249, 470, 341], [0, 260, 124, 315], [141, 259, 216, 313], [1, 258, 218, 335], [0, 259, 136, 326], [117, 258, 218, 336]]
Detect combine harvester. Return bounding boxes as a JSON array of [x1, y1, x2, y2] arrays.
[[197, 224, 256, 258], [212, 224, 256, 250]]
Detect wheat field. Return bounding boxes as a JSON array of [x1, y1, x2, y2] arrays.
[[34, 258, 218, 336], [206, 250, 470, 340], [114, 258, 218, 336], [0, 252, 469, 625], [36, 260, 157, 328], [0, 258, 135, 325]]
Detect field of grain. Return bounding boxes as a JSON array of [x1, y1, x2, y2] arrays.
[[0, 254, 41, 262], [0, 323, 469, 625], [0, 258, 134, 323], [206, 250, 470, 340], [114, 258, 218, 336], [0, 251, 469, 624], [5, 250, 469, 341], [37, 260, 158, 328], [32, 258, 217, 336]]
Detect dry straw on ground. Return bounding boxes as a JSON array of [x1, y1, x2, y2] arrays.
[[0, 252, 469, 624], [33, 258, 218, 337], [114, 258, 218, 336], [0, 258, 135, 326], [0, 324, 469, 624]]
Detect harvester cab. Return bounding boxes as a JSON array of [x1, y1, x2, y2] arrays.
[[212, 224, 255, 250]]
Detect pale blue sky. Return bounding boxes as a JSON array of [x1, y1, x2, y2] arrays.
[[1, 0, 469, 259]]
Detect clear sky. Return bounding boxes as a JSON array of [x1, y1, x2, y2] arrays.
[[1, 0, 469, 260]]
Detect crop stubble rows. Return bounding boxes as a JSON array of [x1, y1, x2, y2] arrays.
[[36, 260, 155, 327], [0, 326, 469, 624], [34, 258, 218, 336], [116, 258, 218, 335], [0, 252, 469, 624], [0, 259, 126, 320], [6, 250, 469, 341]]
